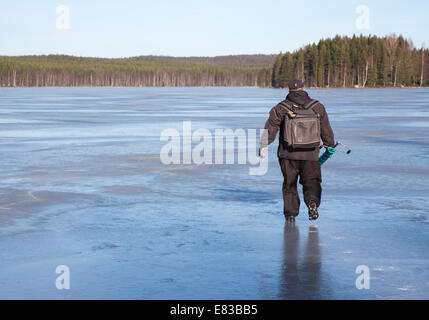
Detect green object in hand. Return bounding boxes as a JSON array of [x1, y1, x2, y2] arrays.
[[318, 143, 339, 165]]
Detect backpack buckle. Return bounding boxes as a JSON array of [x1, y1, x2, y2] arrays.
[[287, 110, 297, 118]]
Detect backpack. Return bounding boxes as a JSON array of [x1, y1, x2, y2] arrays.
[[279, 99, 321, 149]]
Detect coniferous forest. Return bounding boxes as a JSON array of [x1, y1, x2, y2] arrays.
[[0, 55, 274, 87], [0, 34, 428, 88], [272, 34, 429, 88]]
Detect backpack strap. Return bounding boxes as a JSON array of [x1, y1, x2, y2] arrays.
[[303, 99, 320, 110], [278, 101, 298, 118], [278, 100, 293, 110]]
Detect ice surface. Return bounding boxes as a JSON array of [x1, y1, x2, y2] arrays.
[[0, 87, 428, 299]]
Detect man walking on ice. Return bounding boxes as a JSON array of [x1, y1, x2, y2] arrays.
[[260, 80, 335, 223]]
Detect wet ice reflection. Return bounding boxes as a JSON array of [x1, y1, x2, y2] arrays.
[[279, 225, 322, 300]]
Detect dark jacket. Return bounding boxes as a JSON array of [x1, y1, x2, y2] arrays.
[[261, 90, 335, 161]]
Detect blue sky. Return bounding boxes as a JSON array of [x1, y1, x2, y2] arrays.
[[0, 0, 428, 57]]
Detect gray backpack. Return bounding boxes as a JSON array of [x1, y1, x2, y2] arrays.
[[279, 100, 321, 149]]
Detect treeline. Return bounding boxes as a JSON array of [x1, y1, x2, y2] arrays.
[[3, 35, 428, 88], [0, 55, 274, 87], [272, 34, 429, 88]]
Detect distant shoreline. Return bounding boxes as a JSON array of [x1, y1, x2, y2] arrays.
[[2, 35, 428, 88]]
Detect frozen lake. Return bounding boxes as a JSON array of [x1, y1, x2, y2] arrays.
[[0, 87, 428, 299]]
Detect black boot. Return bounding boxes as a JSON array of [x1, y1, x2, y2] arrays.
[[308, 202, 319, 221]]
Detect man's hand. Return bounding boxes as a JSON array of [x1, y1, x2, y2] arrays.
[[259, 147, 267, 159]]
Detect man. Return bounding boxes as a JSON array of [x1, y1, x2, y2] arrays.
[[260, 80, 335, 223]]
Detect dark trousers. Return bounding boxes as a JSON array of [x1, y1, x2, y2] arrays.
[[279, 159, 322, 217]]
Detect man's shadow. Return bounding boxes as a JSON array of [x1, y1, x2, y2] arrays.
[[278, 223, 322, 299]]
